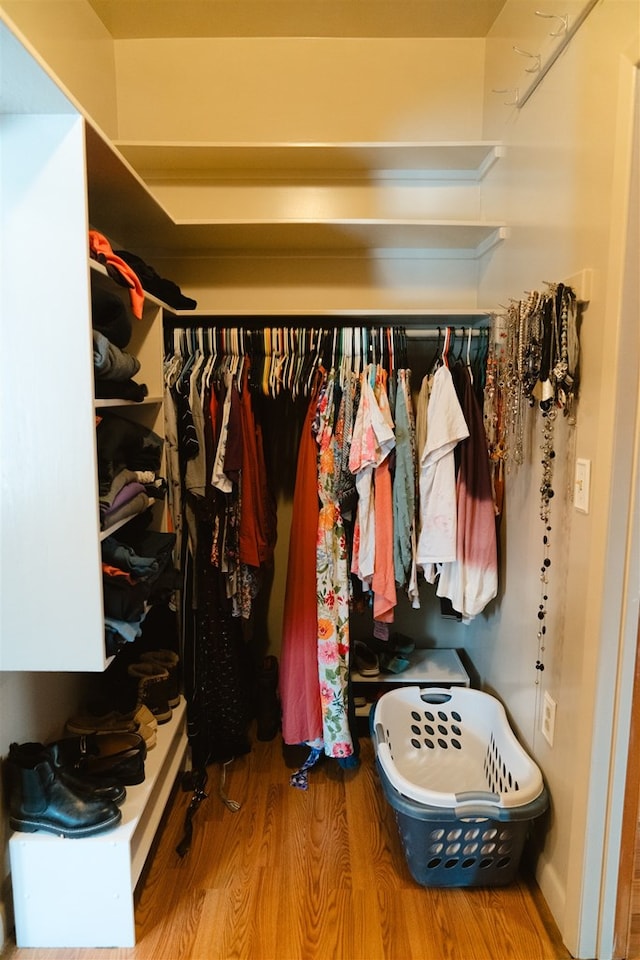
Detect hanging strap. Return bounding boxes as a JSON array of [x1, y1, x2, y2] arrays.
[[175, 767, 208, 858]]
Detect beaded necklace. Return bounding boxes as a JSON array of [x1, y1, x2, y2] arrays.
[[486, 283, 580, 680]]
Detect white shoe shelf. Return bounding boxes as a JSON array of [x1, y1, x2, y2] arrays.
[[353, 647, 470, 718], [9, 699, 188, 949]]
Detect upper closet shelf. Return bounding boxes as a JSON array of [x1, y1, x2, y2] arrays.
[[161, 220, 507, 259], [114, 141, 505, 182], [166, 308, 494, 326]]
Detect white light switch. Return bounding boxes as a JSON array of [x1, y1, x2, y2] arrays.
[[574, 458, 591, 513]]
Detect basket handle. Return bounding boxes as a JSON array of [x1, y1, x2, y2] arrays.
[[420, 691, 452, 705], [372, 722, 387, 749], [455, 790, 500, 804]]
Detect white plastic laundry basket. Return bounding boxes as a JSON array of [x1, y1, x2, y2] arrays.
[[371, 686, 544, 811]]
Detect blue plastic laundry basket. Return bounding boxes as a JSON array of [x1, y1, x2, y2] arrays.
[[371, 686, 548, 887]]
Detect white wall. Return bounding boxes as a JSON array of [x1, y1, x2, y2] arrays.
[[0, 0, 118, 135], [477, 2, 640, 955], [114, 37, 486, 142], [112, 35, 490, 315]]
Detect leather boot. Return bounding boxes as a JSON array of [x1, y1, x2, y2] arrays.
[[6, 742, 121, 838], [127, 662, 172, 724], [256, 655, 281, 742], [51, 732, 147, 786], [140, 650, 181, 707], [46, 741, 126, 805]]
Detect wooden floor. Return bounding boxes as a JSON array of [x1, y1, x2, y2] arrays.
[[627, 824, 640, 958], [2, 730, 571, 960]]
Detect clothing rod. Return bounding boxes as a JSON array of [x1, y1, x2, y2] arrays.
[[517, 0, 600, 108], [404, 328, 487, 340], [168, 323, 489, 337]]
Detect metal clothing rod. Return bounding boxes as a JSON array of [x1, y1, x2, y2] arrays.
[[518, 0, 601, 108], [405, 328, 487, 340]]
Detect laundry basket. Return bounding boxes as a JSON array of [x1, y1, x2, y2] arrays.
[[371, 686, 548, 887]]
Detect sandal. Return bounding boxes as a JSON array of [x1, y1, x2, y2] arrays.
[[353, 641, 380, 677], [379, 653, 411, 675]]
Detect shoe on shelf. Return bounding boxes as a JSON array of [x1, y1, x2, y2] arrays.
[[353, 641, 380, 677], [379, 652, 411, 675], [140, 649, 180, 707], [45, 741, 126, 806], [365, 632, 416, 657], [127, 661, 173, 724], [133, 703, 157, 749], [66, 703, 157, 750], [65, 708, 138, 736], [50, 731, 147, 786], [6, 742, 122, 838], [388, 632, 416, 655]]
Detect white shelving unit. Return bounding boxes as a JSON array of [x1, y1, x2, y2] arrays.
[[91, 258, 169, 545], [1, 20, 190, 951], [114, 139, 504, 181], [9, 701, 188, 949], [84, 133, 506, 264], [0, 23, 104, 673], [353, 648, 470, 718]]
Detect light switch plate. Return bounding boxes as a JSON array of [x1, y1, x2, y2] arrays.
[[574, 458, 591, 513], [542, 691, 557, 747]]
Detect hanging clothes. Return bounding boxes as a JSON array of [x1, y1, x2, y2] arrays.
[[279, 374, 324, 747], [416, 363, 469, 581], [314, 371, 355, 760], [349, 365, 395, 587], [187, 513, 252, 768], [392, 369, 419, 607], [238, 362, 277, 569], [436, 363, 498, 621], [163, 333, 277, 790], [371, 367, 397, 623], [164, 322, 500, 795]]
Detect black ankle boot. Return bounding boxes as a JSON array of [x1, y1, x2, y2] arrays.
[[256, 655, 281, 742], [45, 742, 126, 806], [6, 742, 122, 838]]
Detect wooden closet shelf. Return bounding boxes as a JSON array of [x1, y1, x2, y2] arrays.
[[149, 220, 507, 258], [114, 140, 505, 181], [164, 307, 494, 323]]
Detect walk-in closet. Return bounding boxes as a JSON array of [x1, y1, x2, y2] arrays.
[[1, 2, 639, 959]]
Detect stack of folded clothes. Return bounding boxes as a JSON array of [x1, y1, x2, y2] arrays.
[[101, 514, 179, 655], [96, 411, 165, 530], [114, 248, 197, 311], [91, 285, 148, 402]]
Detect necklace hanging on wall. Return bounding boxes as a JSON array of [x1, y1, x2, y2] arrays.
[[489, 282, 579, 681], [532, 283, 579, 680], [535, 403, 556, 678]]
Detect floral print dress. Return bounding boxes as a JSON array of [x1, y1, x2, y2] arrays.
[[314, 372, 355, 761]]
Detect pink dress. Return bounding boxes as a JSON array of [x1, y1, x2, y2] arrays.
[[279, 377, 324, 745]]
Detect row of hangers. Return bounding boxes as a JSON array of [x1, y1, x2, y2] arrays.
[[427, 326, 491, 394], [166, 324, 412, 399]]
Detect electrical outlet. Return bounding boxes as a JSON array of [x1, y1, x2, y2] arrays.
[[542, 691, 557, 747], [574, 458, 591, 513]]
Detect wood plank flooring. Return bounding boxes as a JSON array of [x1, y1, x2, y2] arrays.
[[2, 731, 571, 960], [626, 825, 640, 958]]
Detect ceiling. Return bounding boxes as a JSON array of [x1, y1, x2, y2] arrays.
[[86, 1, 509, 39]]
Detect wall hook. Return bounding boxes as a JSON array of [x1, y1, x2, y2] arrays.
[[513, 45, 542, 72], [535, 10, 569, 36], [492, 87, 520, 106]]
